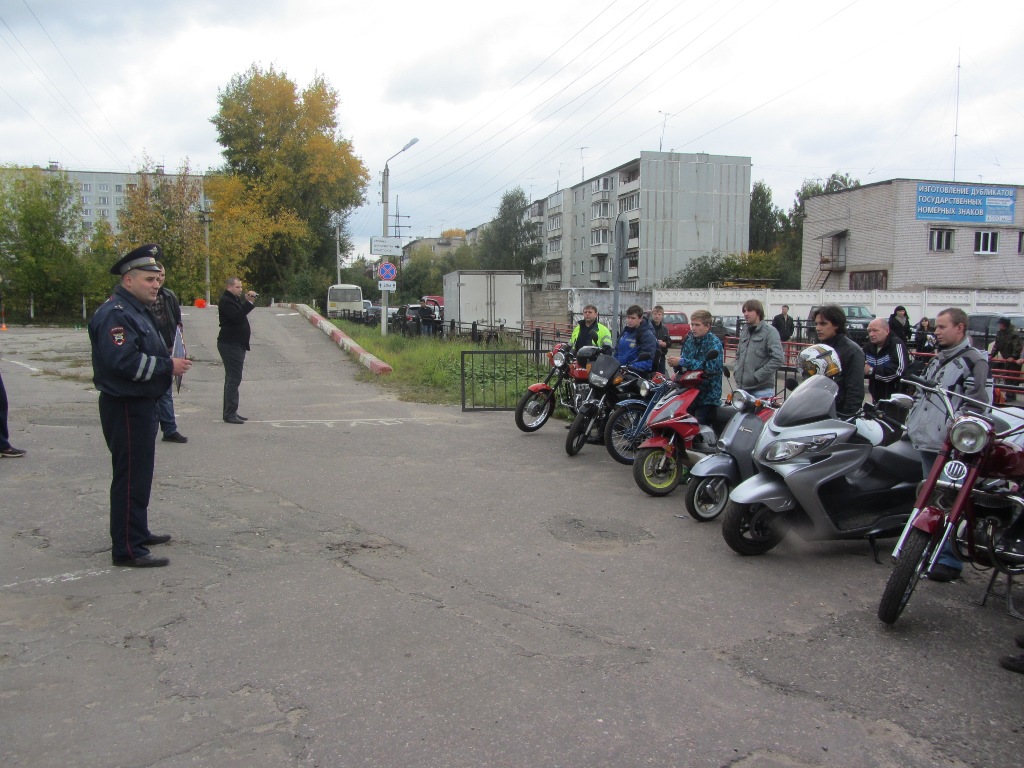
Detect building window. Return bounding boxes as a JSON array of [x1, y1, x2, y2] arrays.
[[590, 176, 611, 193], [82, 208, 91, 216], [115, 196, 124, 206], [831, 233, 847, 260], [628, 253, 638, 269], [81, 196, 89, 205], [573, 189, 583, 203], [590, 228, 610, 245], [618, 192, 639, 213], [548, 237, 562, 253], [1018, 232, 1024, 254], [97, 209, 109, 218], [547, 213, 561, 231], [81, 183, 92, 192], [115, 184, 123, 192], [929, 228, 953, 252], [548, 190, 562, 207], [849, 270, 888, 290], [591, 201, 610, 219], [628, 221, 639, 239], [974, 231, 998, 254], [98, 183, 109, 192], [97, 196, 109, 205]]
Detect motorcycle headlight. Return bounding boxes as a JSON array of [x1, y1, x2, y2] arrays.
[[590, 373, 609, 387], [762, 433, 837, 462], [731, 390, 754, 411], [638, 379, 652, 397], [949, 416, 991, 454], [551, 350, 567, 368]]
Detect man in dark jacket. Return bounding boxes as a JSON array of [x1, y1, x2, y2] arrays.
[[649, 305, 671, 374], [217, 277, 257, 424], [813, 304, 865, 418], [771, 304, 794, 342], [992, 317, 1023, 402], [863, 318, 909, 402], [614, 305, 657, 372], [150, 266, 187, 443]]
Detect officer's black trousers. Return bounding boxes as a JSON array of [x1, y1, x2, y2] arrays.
[[99, 393, 158, 560], [217, 341, 246, 420]]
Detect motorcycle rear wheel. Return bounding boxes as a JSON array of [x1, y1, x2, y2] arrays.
[[877, 528, 934, 625], [604, 403, 649, 465], [566, 413, 594, 456], [722, 501, 786, 555], [514, 390, 555, 432], [684, 476, 730, 522], [632, 447, 685, 496]]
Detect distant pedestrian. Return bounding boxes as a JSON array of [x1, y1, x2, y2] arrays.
[[771, 304, 794, 342], [150, 265, 187, 443], [88, 244, 192, 568], [888, 305, 911, 343], [217, 277, 257, 424]]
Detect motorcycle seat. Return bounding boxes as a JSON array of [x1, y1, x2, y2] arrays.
[[869, 438, 924, 481]]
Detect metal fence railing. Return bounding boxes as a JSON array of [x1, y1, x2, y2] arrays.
[[460, 348, 550, 412]]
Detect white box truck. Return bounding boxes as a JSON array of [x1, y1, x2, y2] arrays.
[[442, 270, 524, 330]]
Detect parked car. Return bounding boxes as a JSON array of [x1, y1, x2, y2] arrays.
[[710, 315, 740, 343], [662, 311, 690, 344], [968, 312, 1024, 350], [805, 304, 874, 343]]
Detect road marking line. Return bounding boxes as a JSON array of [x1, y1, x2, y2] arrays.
[[2, 568, 113, 590]]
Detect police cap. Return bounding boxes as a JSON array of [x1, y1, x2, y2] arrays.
[[110, 244, 163, 276]]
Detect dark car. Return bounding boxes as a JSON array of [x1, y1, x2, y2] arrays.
[[662, 311, 690, 344], [805, 304, 874, 343], [710, 315, 740, 343], [968, 312, 1024, 350]]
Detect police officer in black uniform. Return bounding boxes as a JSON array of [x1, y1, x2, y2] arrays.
[[88, 245, 192, 568]]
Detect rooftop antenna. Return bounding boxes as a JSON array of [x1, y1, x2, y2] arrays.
[[952, 49, 961, 181], [579, 146, 589, 182], [658, 110, 671, 152]]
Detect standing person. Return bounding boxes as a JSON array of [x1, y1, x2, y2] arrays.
[[0, 371, 27, 457], [771, 304, 794, 342], [888, 305, 911, 343], [570, 305, 611, 351], [667, 309, 724, 425], [649, 305, 671, 375], [863, 317, 908, 403], [150, 266, 187, 443], [991, 317, 1023, 402], [905, 307, 991, 582], [913, 317, 937, 354], [417, 302, 435, 336], [812, 305, 866, 418], [88, 244, 192, 568], [217, 277, 257, 425], [734, 299, 784, 399], [614, 305, 657, 372]]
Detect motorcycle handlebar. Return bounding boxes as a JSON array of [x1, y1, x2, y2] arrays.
[[903, 373, 938, 388]]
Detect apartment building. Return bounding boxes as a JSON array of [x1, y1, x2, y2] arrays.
[[802, 179, 1024, 290], [537, 151, 751, 291]]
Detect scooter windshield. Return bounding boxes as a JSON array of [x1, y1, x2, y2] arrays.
[[772, 375, 839, 428]]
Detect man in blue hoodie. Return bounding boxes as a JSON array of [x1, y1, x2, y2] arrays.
[[615, 305, 657, 372]]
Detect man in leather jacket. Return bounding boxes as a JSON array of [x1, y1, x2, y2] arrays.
[[812, 304, 865, 419]]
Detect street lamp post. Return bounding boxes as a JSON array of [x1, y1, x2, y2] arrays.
[[380, 138, 418, 336], [200, 196, 213, 305]]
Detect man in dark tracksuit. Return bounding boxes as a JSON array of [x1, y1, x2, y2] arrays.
[[217, 277, 257, 424], [88, 245, 192, 568]]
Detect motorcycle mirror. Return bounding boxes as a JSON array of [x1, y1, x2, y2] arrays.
[[722, 365, 731, 379], [785, 377, 799, 391]]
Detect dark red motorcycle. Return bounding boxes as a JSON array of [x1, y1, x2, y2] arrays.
[[877, 375, 1024, 625], [515, 343, 596, 433]]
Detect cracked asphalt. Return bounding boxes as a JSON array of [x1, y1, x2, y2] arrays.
[[1, 307, 1022, 768]]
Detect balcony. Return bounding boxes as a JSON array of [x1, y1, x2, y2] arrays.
[[590, 242, 610, 255], [590, 271, 611, 284], [594, 190, 611, 202], [618, 177, 640, 196]]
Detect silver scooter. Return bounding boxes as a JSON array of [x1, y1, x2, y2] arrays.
[[720, 375, 922, 560]]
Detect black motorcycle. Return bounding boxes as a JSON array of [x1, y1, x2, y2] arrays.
[[565, 351, 651, 457]]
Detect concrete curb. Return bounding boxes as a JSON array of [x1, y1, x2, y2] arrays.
[[277, 303, 393, 375]]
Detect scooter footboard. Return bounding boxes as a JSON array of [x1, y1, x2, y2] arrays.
[[728, 474, 796, 512]]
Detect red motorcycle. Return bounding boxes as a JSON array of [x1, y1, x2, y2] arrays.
[[877, 375, 1024, 625], [515, 343, 596, 432]]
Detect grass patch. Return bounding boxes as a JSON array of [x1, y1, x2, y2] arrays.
[[334, 320, 547, 407]]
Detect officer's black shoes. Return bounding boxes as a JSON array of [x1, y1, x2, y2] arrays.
[[142, 534, 172, 545], [0, 446, 27, 457], [224, 416, 245, 424], [237, 415, 248, 421], [112, 554, 170, 568], [162, 432, 188, 443]]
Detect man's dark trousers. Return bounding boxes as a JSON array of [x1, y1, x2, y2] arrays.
[[99, 393, 158, 561], [218, 341, 246, 420]]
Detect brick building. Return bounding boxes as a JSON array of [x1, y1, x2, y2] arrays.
[[802, 179, 1024, 291]]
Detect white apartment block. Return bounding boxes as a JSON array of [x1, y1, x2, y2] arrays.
[[802, 178, 1024, 291], [533, 151, 751, 291]]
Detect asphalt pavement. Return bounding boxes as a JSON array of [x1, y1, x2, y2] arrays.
[[1, 306, 1021, 768]]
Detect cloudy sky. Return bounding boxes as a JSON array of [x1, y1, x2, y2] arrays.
[[3, 0, 1022, 261]]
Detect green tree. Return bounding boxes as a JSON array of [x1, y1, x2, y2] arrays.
[[749, 180, 782, 252], [477, 188, 542, 277], [211, 64, 370, 295], [0, 166, 85, 318]]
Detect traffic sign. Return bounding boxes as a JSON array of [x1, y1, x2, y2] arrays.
[[370, 237, 402, 257], [378, 262, 397, 280], [378, 280, 397, 292]]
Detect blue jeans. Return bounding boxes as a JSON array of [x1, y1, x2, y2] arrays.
[[156, 384, 177, 436], [748, 386, 775, 399], [920, 450, 962, 571]]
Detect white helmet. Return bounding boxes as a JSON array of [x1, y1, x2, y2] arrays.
[[798, 344, 842, 379]]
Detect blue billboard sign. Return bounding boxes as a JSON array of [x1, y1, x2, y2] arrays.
[[916, 183, 1016, 223]]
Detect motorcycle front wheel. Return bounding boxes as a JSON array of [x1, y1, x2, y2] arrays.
[[721, 501, 786, 555], [514, 389, 555, 433], [566, 413, 594, 456], [604, 403, 649, 465], [632, 447, 686, 496], [684, 476, 730, 522], [877, 528, 935, 625]]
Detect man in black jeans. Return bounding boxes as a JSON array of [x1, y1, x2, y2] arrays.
[[217, 277, 256, 424]]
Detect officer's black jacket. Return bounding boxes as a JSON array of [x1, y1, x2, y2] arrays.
[[217, 290, 254, 350], [88, 285, 172, 399]]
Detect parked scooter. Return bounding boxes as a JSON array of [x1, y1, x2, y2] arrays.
[[515, 343, 598, 432], [878, 375, 1024, 625], [565, 349, 655, 457], [682, 388, 779, 521], [631, 352, 721, 496], [720, 374, 922, 558], [603, 377, 672, 465]]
